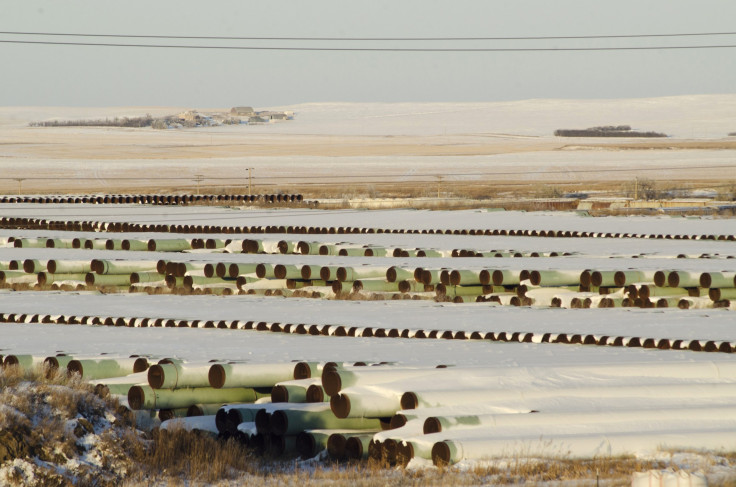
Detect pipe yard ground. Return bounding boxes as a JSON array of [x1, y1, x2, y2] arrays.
[[1, 97, 736, 485]]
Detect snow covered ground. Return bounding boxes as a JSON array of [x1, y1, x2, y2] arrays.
[[2, 206, 736, 469]]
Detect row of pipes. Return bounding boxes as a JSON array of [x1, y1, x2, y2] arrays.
[[1, 216, 735, 240], [0, 193, 305, 205], [1, 311, 734, 354], [4, 354, 736, 465], [1, 253, 735, 309], [8, 234, 733, 260]]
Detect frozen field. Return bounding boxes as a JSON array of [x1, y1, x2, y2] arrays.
[[1, 95, 735, 193]]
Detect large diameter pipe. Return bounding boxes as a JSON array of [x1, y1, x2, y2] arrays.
[[46, 260, 91, 274], [491, 270, 527, 286], [330, 386, 402, 419], [613, 270, 655, 287], [93, 259, 158, 275], [296, 429, 331, 459], [128, 385, 267, 410], [121, 239, 149, 251], [91, 371, 149, 398], [271, 378, 322, 403], [424, 406, 736, 436], [228, 263, 259, 278], [38, 272, 87, 286], [700, 272, 736, 289], [147, 238, 192, 252], [353, 279, 399, 293], [710, 288, 736, 301], [432, 429, 736, 466], [300, 265, 323, 280], [321, 367, 440, 397], [0, 271, 37, 285], [85, 273, 132, 287], [274, 264, 302, 280], [130, 271, 164, 284], [402, 382, 736, 411], [337, 266, 388, 282], [148, 361, 213, 390], [328, 431, 377, 460], [3, 354, 45, 372], [271, 403, 382, 435], [449, 270, 483, 286], [667, 271, 702, 288], [386, 266, 415, 283], [529, 270, 582, 287], [209, 362, 296, 389], [68, 356, 147, 380]]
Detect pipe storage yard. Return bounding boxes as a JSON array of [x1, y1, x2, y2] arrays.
[[2, 203, 736, 469]]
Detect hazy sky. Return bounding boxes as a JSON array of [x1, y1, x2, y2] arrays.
[[2, 0, 736, 107]]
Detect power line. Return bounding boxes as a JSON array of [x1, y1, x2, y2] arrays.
[[2, 30, 736, 41], [2, 39, 736, 52]]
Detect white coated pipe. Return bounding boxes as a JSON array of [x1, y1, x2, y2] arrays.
[[433, 428, 736, 465], [209, 362, 296, 389]]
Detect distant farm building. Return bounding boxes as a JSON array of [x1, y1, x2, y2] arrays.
[[230, 106, 255, 116]]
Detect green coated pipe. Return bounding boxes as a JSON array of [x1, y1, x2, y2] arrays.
[[590, 270, 618, 287], [344, 434, 373, 460], [209, 362, 296, 389], [186, 403, 223, 417], [23, 259, 44, 273], [274, 264, 302, 279], [297, 241, 322, 255], [270, 403, 382, 436], [319, 265, 340, 281], [667, 270, 702, 288], [710, 288, 736, 301], [529, 270, 582, 287], [353, 279, 399, 293], [297, 429, 331, 458], [256, 263, 277, 279], [46, 260, 91, 274], [449, 270, 483, 286], [67, 357, 143, 380], [271, 378, 322, 403], [385, 266, 415, 283], [700, 272, 736, 288], [491, 269, 524, 286], [128, 385, 267, 410], [330, 386, 402, 419], [147, 238, 192, 252], [14, 238, 48, 249], [122, 239, 149, 251], [0, 271, 38, 284], [95, 260, 158, 275], [105, 239, 125, 251], [337, 266, 388, 282], [228, 263, 259, 278], [37, 273, 87, 286], [130, 271, 164, 284], [85, 273, 132, 287], [3, 354, 45, 372], [82, 239, 106, 250], [45, 238, 74, 249], [148, 361, 213, 390]]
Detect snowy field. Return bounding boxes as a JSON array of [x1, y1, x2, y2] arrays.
[[2, 205, 736, 471], [1, 95, 735, 194]]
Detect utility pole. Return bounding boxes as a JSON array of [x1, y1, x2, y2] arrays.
[[194, 174, 204, 195], [13, 178, 25, 195], [634, 177, 639, 200], [247, 168, 254, 196]]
